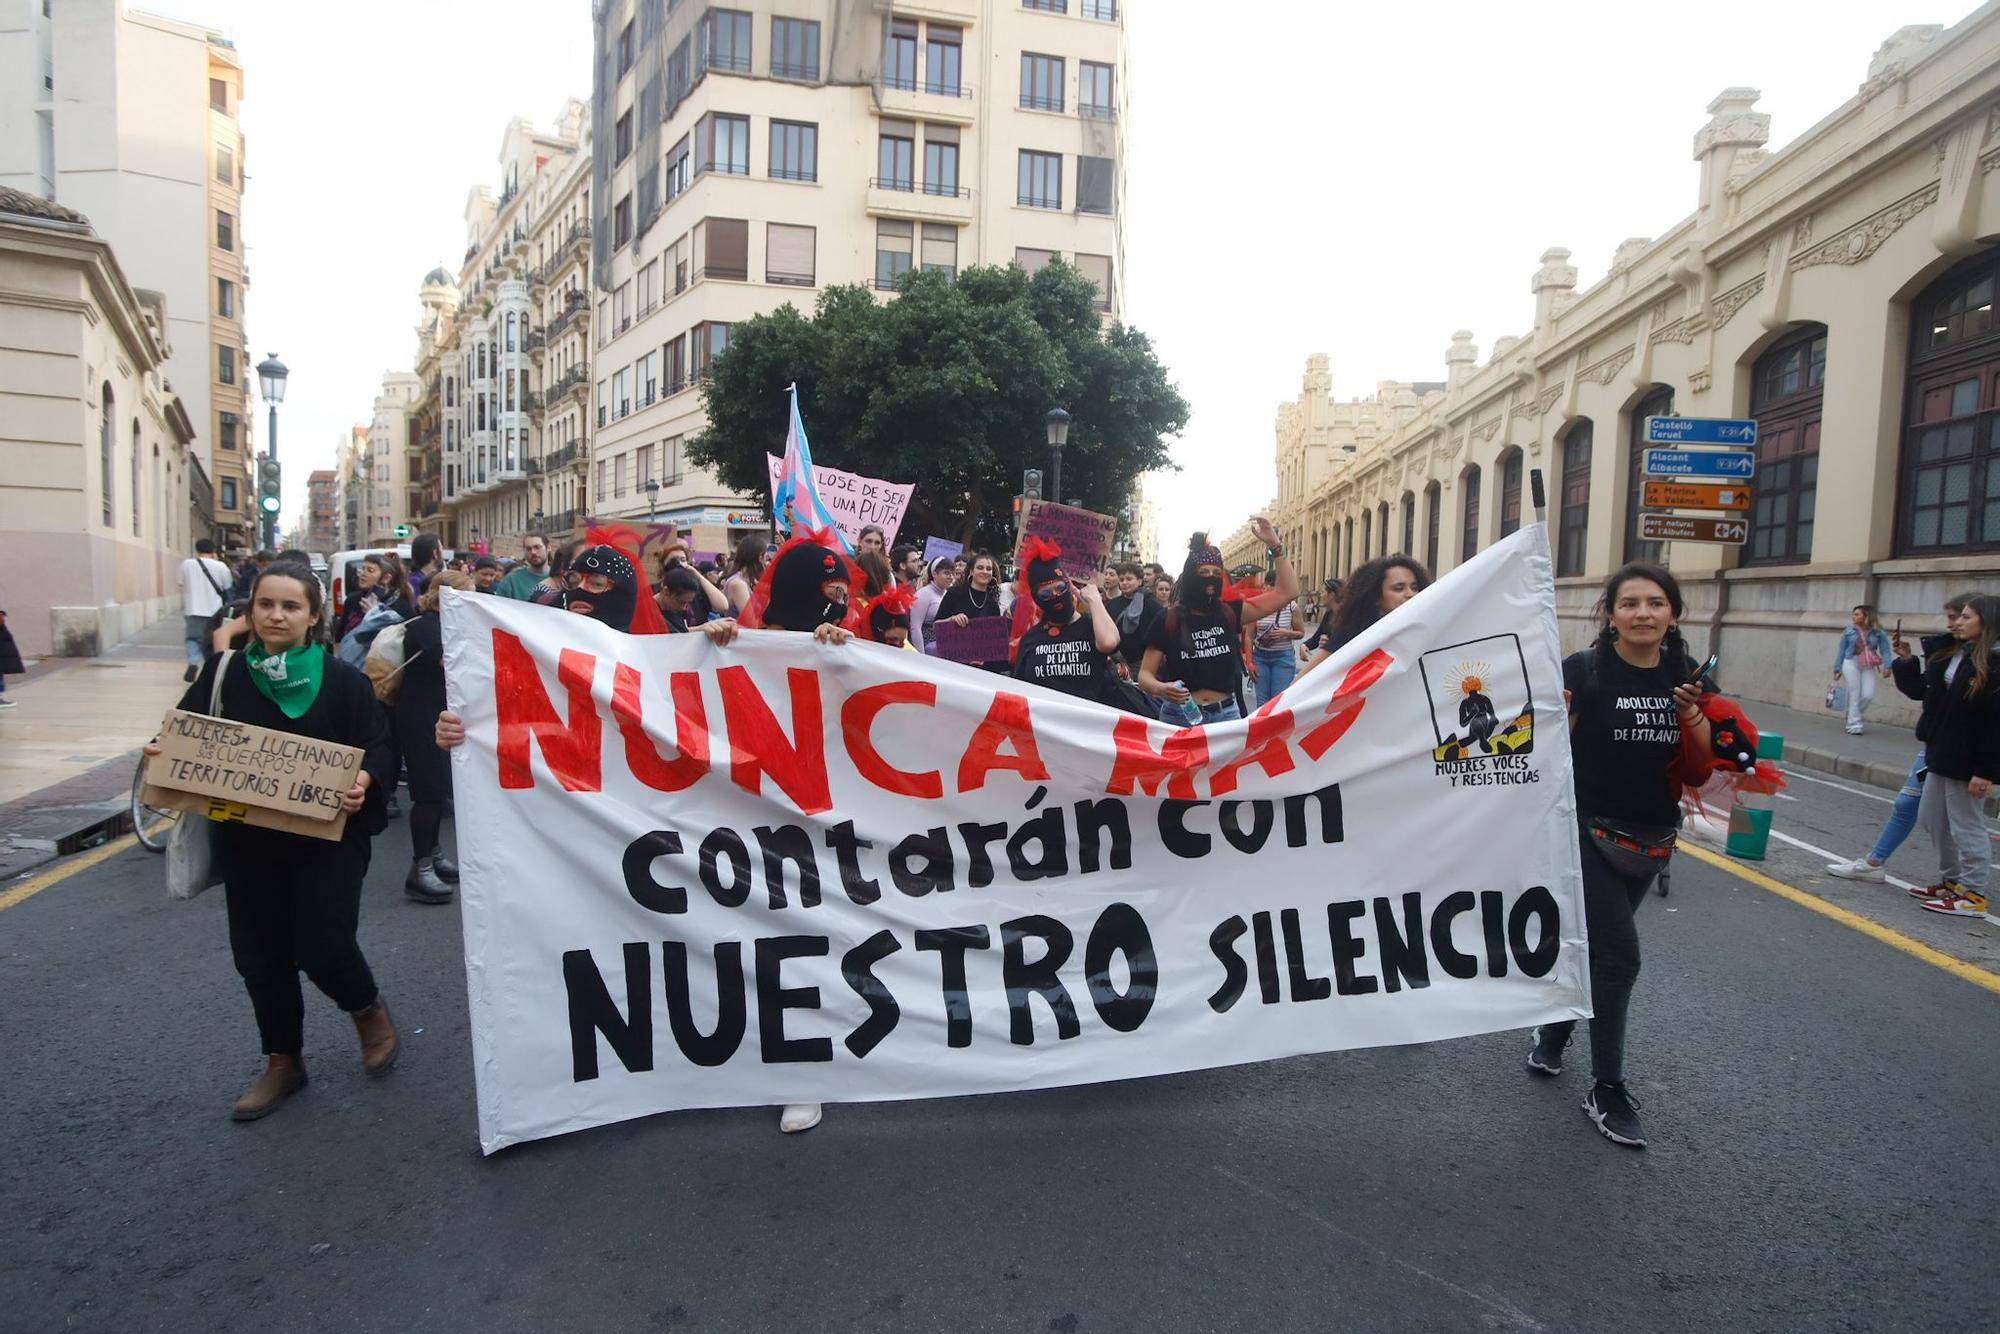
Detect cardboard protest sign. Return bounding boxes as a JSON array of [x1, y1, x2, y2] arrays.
[[765, 454, 915, 547], [931, 614, 1013, 664], [143, 709, 362, 842], [1015, 500, 1118, 577], [441, 528, 1585, 1154], [921, 536, 964, 566]]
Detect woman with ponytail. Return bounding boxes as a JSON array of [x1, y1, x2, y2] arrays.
[[1527, 562, 1713, 1150], [1890, 594, 2000, 920], [1137, 517, 1296, 726]]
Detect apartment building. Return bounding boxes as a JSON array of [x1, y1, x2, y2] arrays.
[[305, 469, 338, 553], [587, 0, 1126, 559], [335, 425, 367, 551], [0, 0, 257, 548], [1269, 16, 2000, 722]]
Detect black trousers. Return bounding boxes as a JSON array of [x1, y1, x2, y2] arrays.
[[1539, 822, 1653, 1085], [222, 830, 378, 1055]]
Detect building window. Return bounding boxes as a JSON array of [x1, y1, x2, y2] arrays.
[[1344, 517, 1354, 574], [692, 322, 731, 379], [1360, 511, 1372, 563], [663, 334, 686, 393], [1401, 492, 1415, 553], [770, 120, 817, 181], [878, 121, 914, 191], [1015, 246, 1054, 276], [1082, 0, 1116, 19], [1079, 61, 1114, 117], [666, 135, 691, 201], [1022, 0, 1068, 12], [1021, 53, 1064, 112], [617, 19, 635, 75], [1900, 251, 2000, 554], [1498, 450, 1522, 538], [920, 223, 958, 277], [695, 112, 750, 176], [99, 386, 114, 524], [215, 144, 233, 184], [209, 78, 227, 112], [505, 312, 517, 352], [700, 9, 752, 74], [925, 25, 962, 95], [1748, 323, 1826, 565], [1425, 483, 1441, 573], [767, 223, 815, 286], [772, 17, 820, 80], [217, 277, 234, 319], [1557, 419, 1592, 578], [876, 220, 913, 289], [219, 345, 235, 385], [698, 217, 748, 281], [615, 110, 633, 163], [1461, 466, 1481, 564], [668, 37, 692, 107], [1625, 385, 1672, 563], [923, 133, 959, 195], [614, 194, 632, 249], [221, 477, 237, 511], [1018, 150, 1062, 209], [216, 209, 234, 251], [884, 18, 918, 90], [1075, 252, 1112, 311], [220, 411, 238, 451], [1077, 155, 1115, 214]]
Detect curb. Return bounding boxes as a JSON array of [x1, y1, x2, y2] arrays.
[[1782, 741, 2000, 816]]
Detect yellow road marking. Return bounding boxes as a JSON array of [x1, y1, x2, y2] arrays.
[[0, 830, 147, 914], [1678, 842, 2000, 996]]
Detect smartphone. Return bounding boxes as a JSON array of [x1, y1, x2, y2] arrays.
[[1686, 650, 1719, 686]]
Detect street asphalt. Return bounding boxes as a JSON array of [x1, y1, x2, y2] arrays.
[[3, 772, 1998, 1334]]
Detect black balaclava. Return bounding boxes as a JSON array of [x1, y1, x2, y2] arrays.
[[1180, 534, 1226, 615], [1026, 545, 1073, 626], [565, 544, 638, 630], [766, 540, 850, 629]]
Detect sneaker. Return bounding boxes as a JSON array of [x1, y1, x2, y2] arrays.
[[779, 1102, 822, 1134], [1845, 724, 1865, 735], [1908, 880, 1953, 901], [183, 664, 198, 683], [0, 697, 14, 710], [1583, 1082, 1647, 1148], [1919, 888, 1989, 917], [1825, 857, 1886, 882], [1526, 1025, 1568, 1076]]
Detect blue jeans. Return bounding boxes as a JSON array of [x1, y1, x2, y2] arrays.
[[183, 615, 211, 668], [1253, 647, 1296, 707], [1159, 695, 1242, 727], [1868, 749, 1926, 864]]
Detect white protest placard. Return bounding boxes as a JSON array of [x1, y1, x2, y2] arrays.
[[766, 454, 915, 547], [442, 527, 1587, 1154]]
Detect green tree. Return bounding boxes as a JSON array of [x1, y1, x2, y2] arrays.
[[690, 259, 1188, 551]]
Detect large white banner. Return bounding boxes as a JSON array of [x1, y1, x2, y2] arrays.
[[444, 527, 1589, 1153]]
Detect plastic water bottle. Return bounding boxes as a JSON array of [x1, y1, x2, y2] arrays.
[[1169, 682, 1202, 726]]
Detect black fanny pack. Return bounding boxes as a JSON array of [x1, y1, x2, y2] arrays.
[[1585, 818, 1677, 879]]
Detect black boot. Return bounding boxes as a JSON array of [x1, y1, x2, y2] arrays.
[[404, 857, 453, 904], [431, 850, 460, 884], [385, 794, 402, 820]]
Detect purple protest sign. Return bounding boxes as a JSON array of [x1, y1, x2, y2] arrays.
[[933, 615, 1012, 664], [1014, 500, 1118, 577]]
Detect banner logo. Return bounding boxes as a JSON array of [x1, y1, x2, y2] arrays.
[[1420, 633, 1539, 786]]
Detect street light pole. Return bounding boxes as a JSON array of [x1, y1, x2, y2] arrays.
[[256, 353, 289, 550], [643, 479, 660, 524], [1044, 407, 1071, 507]]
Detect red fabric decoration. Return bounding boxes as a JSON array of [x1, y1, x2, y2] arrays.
[[859, 583, 919, 642], [585, 523, 670, 635], [742, 527, 864, 632]]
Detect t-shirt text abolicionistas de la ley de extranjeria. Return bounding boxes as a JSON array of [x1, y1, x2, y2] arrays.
[[1563, 648, 1685, 827], [1012, 613, 1108, 700]]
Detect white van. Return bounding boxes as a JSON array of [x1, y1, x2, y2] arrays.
[[329, 545, 412, 627]]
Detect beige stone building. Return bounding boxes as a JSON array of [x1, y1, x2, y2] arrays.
[[0, 187, 196, 656], [304, 468, 338, 553], [1269, 15, 2000, 723], [0, 0, 257, 548], [358, 372, 420, 546], [587, 0, 1126, 557]]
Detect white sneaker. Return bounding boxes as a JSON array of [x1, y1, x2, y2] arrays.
[[779, 1102, 822, 1134], [1844, 724, 1864, 735], [0, 697, 15, 709], [1825, 857, 1886, 882]]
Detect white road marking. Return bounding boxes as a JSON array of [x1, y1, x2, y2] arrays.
[[1764, 829, 1922, 892], [1778, 767, 1895, 805]]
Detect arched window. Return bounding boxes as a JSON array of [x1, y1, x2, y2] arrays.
[[1359, 510, 1372, 563], [1461, 465, 1481, 564], [131, 421, 142, 536], [505, 313, 517, 352], [1343, 516, 1354, 574], [1557, 419, 1593, 578], [1748, 323, 1826, 564], [1400, 492, 1415, 554], [1900, 250, 2000, 555], [1377, 502, 1389, 557], [1626, 385, 1673, 563], [1424, 483, 1441, 573], [100, 384, 114, 525], [1498, 449, 1523, 538]]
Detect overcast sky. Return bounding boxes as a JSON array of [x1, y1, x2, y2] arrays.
[[147, 0, 1954, 544]]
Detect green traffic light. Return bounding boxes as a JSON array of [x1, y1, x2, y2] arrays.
[[260, 496, 281, 513]]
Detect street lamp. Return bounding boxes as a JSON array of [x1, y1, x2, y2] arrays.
[[642, 478, 661, 524], [1044, 407, 1071, 506], [256, 353, 289, 548]]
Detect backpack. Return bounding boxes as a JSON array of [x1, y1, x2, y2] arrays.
[[363, 620, 411, 703]]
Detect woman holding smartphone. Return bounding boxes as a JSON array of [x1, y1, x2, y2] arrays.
[[1889, 595, 2000, 920]]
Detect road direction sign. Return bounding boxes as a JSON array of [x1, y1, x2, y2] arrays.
[[1642, 447, 1756, 479], [1642, 480, 1753, 511], [1639, 513, 1749, 545], [1644, 415, 1758, 446]]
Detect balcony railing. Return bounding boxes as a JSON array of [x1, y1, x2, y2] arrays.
[[1020, 94, 1064, 113], [1080, 103, 1116, 121], [772, 60, 817, 81], [1018, 192, 1062, 210], [870, 175, 915, 193], [922, 182, 970, 198], [922, 81, 971, 98]]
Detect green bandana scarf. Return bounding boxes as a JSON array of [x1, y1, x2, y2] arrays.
[[245, 640, 326, 719]]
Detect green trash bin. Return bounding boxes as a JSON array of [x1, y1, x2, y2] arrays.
[[1756, 731, 1784, 761], [1725, 802, 1774, 859]]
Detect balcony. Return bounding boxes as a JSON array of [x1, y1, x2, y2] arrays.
[[874, 79, 975, 127], [525, 328, 546, 361], [542, 443, 583, 473], [866, 178, 973, 225], [541, 507, 580, 535]]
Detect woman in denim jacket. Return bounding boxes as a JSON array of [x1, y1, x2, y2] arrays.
[[1833, 604, 1893, 735]]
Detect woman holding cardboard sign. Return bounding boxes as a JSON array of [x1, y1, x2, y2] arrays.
[[148, 562, 400, 1122]]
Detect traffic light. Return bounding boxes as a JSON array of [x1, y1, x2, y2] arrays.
[[257, 457, 281, 516], [1023, 468, 1043, 500]]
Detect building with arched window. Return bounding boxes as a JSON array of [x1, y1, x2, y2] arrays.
[[1264, 16, 2000, 720]]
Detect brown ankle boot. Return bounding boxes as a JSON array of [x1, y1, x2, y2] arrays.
[[232, 1054, 307, 1121], [352, 996, 398, 1075]]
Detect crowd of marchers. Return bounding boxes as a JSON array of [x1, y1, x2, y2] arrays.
[[153, 513, 2000, 1153]]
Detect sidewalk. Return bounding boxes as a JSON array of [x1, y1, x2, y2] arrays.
[[0, 617, 190, 875], [1746, 697, 1921, 792]]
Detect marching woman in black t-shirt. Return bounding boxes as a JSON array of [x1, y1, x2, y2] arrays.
[[1011, 539, 1120, 700], [1138, 518, 1297, 726], [1529, 562, 1712, 1149]]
